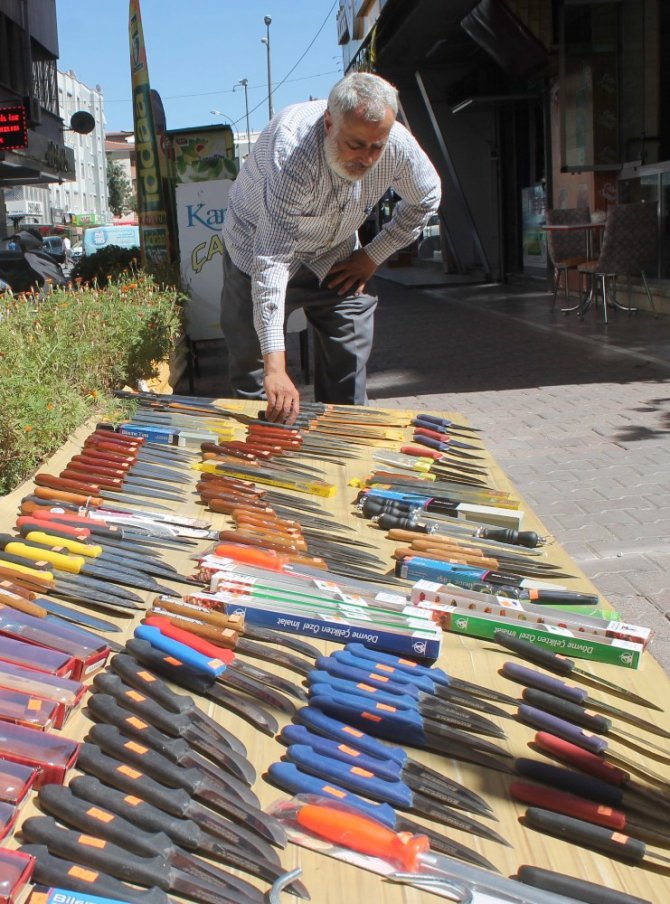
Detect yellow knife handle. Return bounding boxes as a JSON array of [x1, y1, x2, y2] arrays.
[[25, 531, 103, 559], [5, 542, 85, 574]]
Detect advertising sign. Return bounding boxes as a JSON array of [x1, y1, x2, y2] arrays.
[[168, 125, 236, 341], [0, 105, 28, 150], [128, 0, 171, 263]]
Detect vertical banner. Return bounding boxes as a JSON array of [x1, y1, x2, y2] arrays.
[[168, 126, 237, 340], [128, 0, 171, 264]]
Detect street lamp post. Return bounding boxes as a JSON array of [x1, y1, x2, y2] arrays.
[[261, 15, 274, 120], [209, 109, 241, 163], [235, 79, 252, 159]]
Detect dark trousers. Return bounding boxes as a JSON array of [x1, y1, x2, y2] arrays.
[[220, 248, 377, 405]]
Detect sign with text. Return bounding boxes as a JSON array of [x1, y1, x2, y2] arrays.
[[0, 105, 28, 150]]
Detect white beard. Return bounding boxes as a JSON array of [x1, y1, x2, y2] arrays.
[[324, 132, 379, 183]]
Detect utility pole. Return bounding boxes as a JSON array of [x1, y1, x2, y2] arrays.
[[261, 15, 274, 120], [236, 79, 251, 159]]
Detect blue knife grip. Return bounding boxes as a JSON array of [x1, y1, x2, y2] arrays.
[[412, 417, 448, 434], [517, 705, 608, 754], [330, 650, 436, 696], [413, 435, 449, 452], [502, 662, 586, 703], [345, 643, 450, 687], [295, 708, 407, 766], [366, 490, 432, 505], [515, 758, 624, 808], [266, 762, 398, 829], [414, 414, 453, 429], [308, 673, 419, 711], [134, 625, 227, 678], [279, 725, 403, 783], [286, 744, 414, 809], [309, 693, 427, 746]]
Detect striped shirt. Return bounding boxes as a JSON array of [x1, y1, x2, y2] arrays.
[[223, 99, 441, 354]]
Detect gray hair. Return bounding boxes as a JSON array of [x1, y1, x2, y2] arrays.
[[327, 73, 398, 123]]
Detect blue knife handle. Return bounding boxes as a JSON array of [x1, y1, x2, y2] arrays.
[[134, 625, 227, 678], [286, 744, 414, 809], [329, 651, 434, 696], [502, 662, 587, 704], [515, 758, 624, 808], [413, 414, 455, 429], [345, 643, 450, 687], [412, 416, 448, 434], [517, 705, 608, 755], [279, 725, 404, 783], [295, 707, 408, 766], [413, 435, 450, 453], [366, 490, 432, 505], [266, 762, 398, 828], [317, 655, 421, 699], [308, 674, 419, 711], [309, 693, 427, 746]]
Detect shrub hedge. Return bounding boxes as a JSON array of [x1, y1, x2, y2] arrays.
[[0, 272, 184, 495]]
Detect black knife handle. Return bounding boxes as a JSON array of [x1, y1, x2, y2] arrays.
[[480, 528, 542, 548], [516, 865, 652, 904], [87, 723, 203, 796], [524, 807, 646, 862], [87, 692, 192, 760], [21, 816, 172, 890], [522, 688, 612, 734], [92, 672, 190, 735], [37, 784, 174, 859], [110, 652, 201, 714], [494, 630, 574, 675], [76, 742, 195, 819], [375, 513, 426, 533], [69, 774, 203, 850], [18, 843, 172, 904]]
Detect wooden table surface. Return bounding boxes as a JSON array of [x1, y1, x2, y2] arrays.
[[1, 402, 668, 904]]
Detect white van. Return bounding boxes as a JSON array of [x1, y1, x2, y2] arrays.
[[82, 225, 140, 256]]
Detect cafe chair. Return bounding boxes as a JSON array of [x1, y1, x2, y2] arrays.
[[545, 207, 591, 310], [577, 202, 657, 324]]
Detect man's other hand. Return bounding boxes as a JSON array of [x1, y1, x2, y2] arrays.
[[263, 352, 300, 424], [326, 249, 377, 296]]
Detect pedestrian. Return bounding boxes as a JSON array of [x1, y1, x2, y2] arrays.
[[221, 71, 441, 424], [62, 234, 72, 267]]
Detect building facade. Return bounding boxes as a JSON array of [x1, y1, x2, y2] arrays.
[[0, 0, 75, 233], [337, 0, 669, 307]]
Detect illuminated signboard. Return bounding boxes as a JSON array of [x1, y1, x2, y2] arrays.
[[0, 104, 28, 150]]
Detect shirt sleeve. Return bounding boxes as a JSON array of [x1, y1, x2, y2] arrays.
[[364, 135, 442, 267], [251, 140, 317, 355]]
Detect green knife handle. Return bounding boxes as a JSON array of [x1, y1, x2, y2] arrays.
[[87, 724, 202, 796], [21, 815, 173, 889], [69, 774, 204, 850], [18, 843, 171, 904]]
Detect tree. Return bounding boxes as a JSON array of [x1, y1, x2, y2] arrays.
[[107, 156, 135, 217]]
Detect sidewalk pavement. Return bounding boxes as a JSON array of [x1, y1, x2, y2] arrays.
[[176, 268, 670, 673]]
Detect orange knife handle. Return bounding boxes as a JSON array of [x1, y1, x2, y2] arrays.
[[33, 486, 103, 507]]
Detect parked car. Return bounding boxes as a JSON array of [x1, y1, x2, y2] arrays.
[[42, 235, 66, 265], [71, 242, 84, 261]]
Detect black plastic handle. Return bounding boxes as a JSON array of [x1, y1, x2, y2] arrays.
[[524, 807, 646, 862], [37, 783, 174, 859], [87, 723, 204, 797], [494, 630, 574, 675], [87, 693, 192, 760], [516, 865, 652, 904], [92, 671, 190, 735], [522, 688, 611, 734], [69, 773, 202, 850], [18, 843, 171, 904], [21, 815, 172, 890], [480, 528, 542, 548], [514, 758, 623, 808]]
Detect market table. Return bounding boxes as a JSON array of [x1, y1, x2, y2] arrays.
[[0, 402, 668, 904]]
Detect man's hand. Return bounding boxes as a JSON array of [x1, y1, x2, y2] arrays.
[[326, 249, 377, 296], [263, 351, 300, 424]]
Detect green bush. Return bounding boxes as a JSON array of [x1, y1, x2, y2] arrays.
[[0, 273, 184, 495], [70, 245, 140, 287]]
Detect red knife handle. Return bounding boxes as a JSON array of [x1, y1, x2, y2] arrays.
[[399, 445, 443, 460], [535, 732, 630, 786], [510, 781, 625, 830]]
